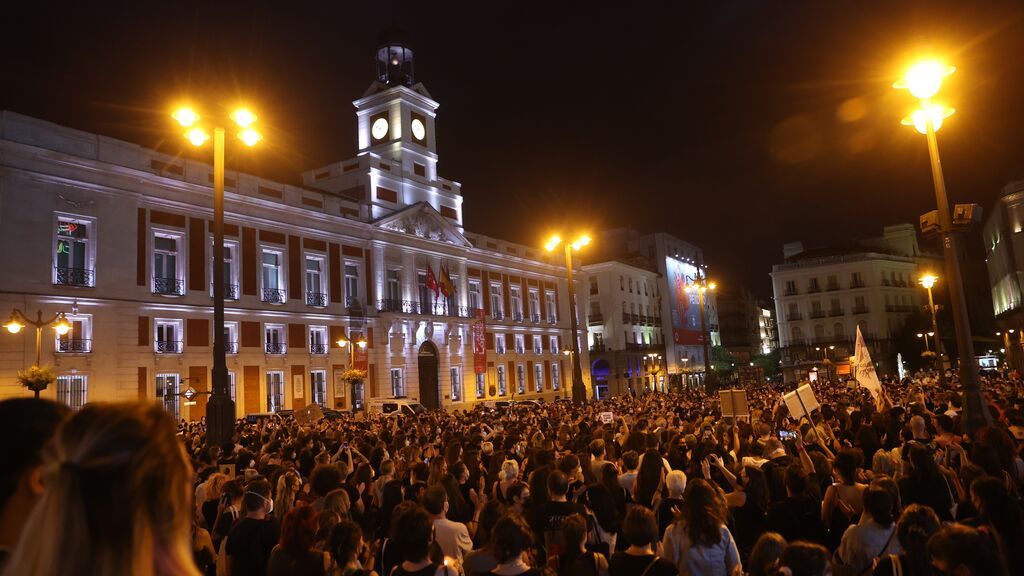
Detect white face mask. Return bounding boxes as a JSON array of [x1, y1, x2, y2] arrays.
[[248, 491, 274, 514]]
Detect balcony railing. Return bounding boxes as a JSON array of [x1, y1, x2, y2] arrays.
[[210, 283, 239, 300], [54, 267, 94, 287], [852, 305, 869, 314], [310, 343, 328, 355], [548, 316, 557, 325], [511, 311, 524, 322], [809, 310, 826, 319], [155, 340, 182, 353], [622, 312, 632, 323], [829, 308, 844, 317], [262, 288, 287, 304], [346, 297, 363, 311], [850, 280, 865, 288], [375, 299, 473, 318], [588, 313, 604, 326], [786, 312, 803, 321], [265, 342, 287, 354], [153, 277, 184, 296], [826, 283, 840, 291], [807, 286, 821, 293], [590, 343, 607, 353], [56, 338, 92, 353], [632, 313, 640, 324], [225, 341, 238, 354], [491, 310, 505, 321], [785, 288, 799, 296], [530, 313, 541, 323], [306, 291, 328, 307]]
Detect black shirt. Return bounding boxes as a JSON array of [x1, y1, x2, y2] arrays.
[[225, 517, 281, 576], [766, 495, 826, 545], [607, 553, 677, 576]]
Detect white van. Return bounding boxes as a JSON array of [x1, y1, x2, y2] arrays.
[[366, 397, 429, 416]]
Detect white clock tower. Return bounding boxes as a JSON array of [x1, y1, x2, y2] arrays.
[[303, 28, 463, 228]]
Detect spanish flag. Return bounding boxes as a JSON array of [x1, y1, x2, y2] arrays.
[[440, 262, 456, 298]]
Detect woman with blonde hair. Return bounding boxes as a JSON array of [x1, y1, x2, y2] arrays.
[[492, 459, 520, 503], [276, 469, 302, 520], [2, 402, 198, 576]]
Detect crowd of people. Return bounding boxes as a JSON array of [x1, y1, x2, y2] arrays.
[[1, 369, 1024, 576]]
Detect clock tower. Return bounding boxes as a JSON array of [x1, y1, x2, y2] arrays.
[[304, 28, 463, 227]]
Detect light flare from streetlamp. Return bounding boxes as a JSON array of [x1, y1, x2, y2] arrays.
[[172, 107, 199, 127], [901, 104, 955, 134], [919, 274, 938, 289], [4, 315, 24, 334], [53, 313, 72, 335], [894, 60, 956, 100], [238, 128, 263, 147], [185, 127, 210, 146], [230, 108, 257, 128], [571, 235, 591, 251], [544, 235, 562, 252]]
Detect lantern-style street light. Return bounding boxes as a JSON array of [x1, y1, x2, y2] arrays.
[[545, 233, 591, 402]]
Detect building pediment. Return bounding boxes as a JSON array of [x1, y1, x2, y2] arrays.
[[373, 202, 471, 247]]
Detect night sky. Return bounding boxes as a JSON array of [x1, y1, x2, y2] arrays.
[[5, 1, 1024, 298]]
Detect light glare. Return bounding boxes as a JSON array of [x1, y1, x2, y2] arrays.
[[238, 128, 263, 147], [919, 274, 938, 289], [901, 105, 955, 134], [545, 235, 562, 252], [231, 109, 257, 128], [185, 127, 210, 146], [894, 60, 956, 100], [172, 108, 199, 127]]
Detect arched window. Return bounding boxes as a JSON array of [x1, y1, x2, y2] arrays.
[[814, 324, 825, 340], [833, 323, 845, 339], [792, 326, 804, 343]]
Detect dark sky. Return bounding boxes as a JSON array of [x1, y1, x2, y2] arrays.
[[5, 1, 1024, 298]]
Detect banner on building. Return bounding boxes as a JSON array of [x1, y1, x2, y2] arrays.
[[354, 344, 369, 372], [473, 308, 487, 375]]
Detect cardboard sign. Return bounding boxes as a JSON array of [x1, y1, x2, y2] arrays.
[[782, 384, 820, 421], [719, 389, 750, 420], [599, 412, 615, 424]]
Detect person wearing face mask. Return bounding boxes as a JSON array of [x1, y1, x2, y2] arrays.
[[224, 479, 281, 576]]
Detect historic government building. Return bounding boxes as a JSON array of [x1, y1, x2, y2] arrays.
[[0, 37, 587, 418]]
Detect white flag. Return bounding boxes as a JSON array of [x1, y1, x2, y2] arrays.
[[854, 326, 882, 401]]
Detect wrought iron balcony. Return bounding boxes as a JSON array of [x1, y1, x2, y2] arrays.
[[491, 310, 505, 321], [306, 291, 328, 307], [826, 283, 840, 291], [54, 267, 94, 287], [265, 342, 287, 354], [225, 341, 238, 354], [346, 297, 363, 311], [829, 308, 845, 317], [809, 310, 826, 319], [512, 311, 524, 322], [310, 343, 328, 355], [153, 277, 184, 296], [622, 312, 631, 323], [56, 338, 92, 353], [850, 280, 865, 288], [588, 313, 604, 326], [210, 283, 239, 300], [807, 285, 821, 293], [155, 340, 182, 353], [785, 288, 799, 296], [530, 313, 541, 323], [590, 343, 607, 353], [786, 312, 803, 321], [852, 305, 869, 314], [376, 299, 472, 318], [548, 316, 558, 325], [262, 288, 287, 304]]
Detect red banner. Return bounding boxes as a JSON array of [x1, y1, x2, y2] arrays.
[[473, 309, 487, 375], [354, 344, 369, 371]]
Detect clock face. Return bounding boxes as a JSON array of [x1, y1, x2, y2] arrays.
[[371, 117, 390, 140], [411, 118, 426, 141]]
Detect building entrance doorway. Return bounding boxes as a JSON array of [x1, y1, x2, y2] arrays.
[[418, 341, 440, 409]]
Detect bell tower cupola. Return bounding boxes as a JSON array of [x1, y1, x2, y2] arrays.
[[376, 28, 415, 87]]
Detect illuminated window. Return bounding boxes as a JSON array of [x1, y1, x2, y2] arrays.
[[345, 263, 360, 306], [534, 363, 543, 392], [550, 335, 559, 354], [497, 365, 507, 396], [514, 334, 525, 354], [56, 374, 88, 410], [311, 370, 328, 407], [552, 363, 560, 390], [264, 324, 286, 355], [156, 373, 181, 421], [309, 326, 328, 355], [469, 280, 482, 310], [153, 233, 184, 295], [261, 250, 286, 303], [476, 373, 486, 398], [209, 241, 239, 299], [516, 364, 525, 394], [54, 215, 95, 287], [495, 333, 506, 354], [391, 368, 405, 396], [154, 319, 183, 354], [305, 256, 327, 307], [450, 367, 462, 402], [266, 371, 285, 412], [56, 314, 92, 354]]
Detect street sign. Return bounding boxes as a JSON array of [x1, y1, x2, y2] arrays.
[[183, 387, 197, 401]]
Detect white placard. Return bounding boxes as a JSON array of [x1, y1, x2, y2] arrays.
[[782, 384, 820, 421], [599, 412, 615, 424]]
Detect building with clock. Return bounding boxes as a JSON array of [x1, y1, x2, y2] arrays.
[[0, 33, 587, 417]]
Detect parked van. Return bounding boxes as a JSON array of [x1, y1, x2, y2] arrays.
[[366, 397, 429, 416]]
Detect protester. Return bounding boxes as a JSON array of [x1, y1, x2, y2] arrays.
[[661, 479, 742, 576], [747, 532, 787, 576], [224, 478, 281, 576], [608, 507, 676, 576], [267, 505, 330, 576], [871, 504, 939, 576]]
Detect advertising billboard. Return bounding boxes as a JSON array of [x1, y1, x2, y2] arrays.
[[665, 257, 704, 346]]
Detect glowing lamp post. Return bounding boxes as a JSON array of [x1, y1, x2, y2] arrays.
[[917, 273, 946, 384], [895, 60, 990, 432], [172, 105, 264, 447], [546, 233, 590, 402], [336, 336, 368, 412], [684, 275, 716, 392], [4, 310, 72, 397]]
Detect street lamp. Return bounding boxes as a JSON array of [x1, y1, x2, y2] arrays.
[[545, 233, 591, 402], [4, 309, 72, 397], [173, 105, 264, 448], [561, 348, 573, 399], [816, 345, 835, 382], [917, 273, 947, 386], [684, 274, 717, 392], [337, 336, 369, 412], [895, 59, 991, 433]]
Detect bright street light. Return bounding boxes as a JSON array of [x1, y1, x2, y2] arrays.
[[919, 274, 938, 290], [185, 127, 210, 146], [902, 104, 956, 135], [544, 231, 591, 401], [230, 108, 257, 128], [4, 314, 24, 334], [172, 107, 199, 127], [893, 60, 956, 100]]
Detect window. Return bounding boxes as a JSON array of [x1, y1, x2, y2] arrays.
[[345, 264, 360, 307], [56, 374, 88, 409], [620, 276, 625, 291], [514, 334, 525, 354], [391, 368, 405, 396], [528, 290, 541, 322], [311, 370, 328, 407], [533, 335, 542, 354], [808, 278, 820, 291], [309, 326, 328, 355], [54, 216, 94, 287], [262, 250, 286, 303], [827, 274, 838, 289], [153, 233, 184, 295], [413, 162, 426, 176], [469, 281, 482, 310], [476, 373, 486, 399], [154, 319, 183, 353], [490, 284, 504, 319], [210, 241, 239, 300], [495, 333, 506, 354], [156, 373, 181, 421], [629, 278, 634, 293], [510, 286, 523, 321], [854, 295, 866, 311], [497, 365, 507, 395], [643, 280, 648, 296], [851, 272, 863, 287], [534, 364, 543, 392], [784, 280, 797, 295], [56, 314, 92, 353], [224, 321, 239, 354], [228, 371, 237, 401], [305, 256, 327, 307], [545, 291, 556, 323], [266, 371, 285, 412], [516, 364, 525, 394], [550, 335, 559, 354], [387, 269, 402, 303], [418, 272, 432, 312], [552, 363, 560, 391], [451, 367, 462, 402], [265, 324, 286, 354], [589, 277, 598, 295]]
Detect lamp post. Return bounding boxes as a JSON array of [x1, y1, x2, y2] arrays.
[[917, 273, 947, 386], [683, 274, 717, 392], [816, 345, 835, 382], [172, 106, 263, 448], [545, 233, 591, 402], [4, 309, 72, 397], [562, 348, 572, 399], [336, 335, 368, 413], [895, 60, 991, 432]]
